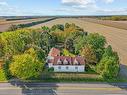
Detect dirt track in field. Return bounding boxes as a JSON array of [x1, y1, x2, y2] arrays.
[[32, 18, 127, 67]]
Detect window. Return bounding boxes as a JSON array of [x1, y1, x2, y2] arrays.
[[66, 66, 69, 70], [74, 59, 79, 65], [57, 59, 62, 65], [63, 59, 69, 65], [75, 67, 78, 69], [58, 66, 61, 69]]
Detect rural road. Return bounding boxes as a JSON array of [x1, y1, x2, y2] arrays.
[[0, 82, 127, 95]]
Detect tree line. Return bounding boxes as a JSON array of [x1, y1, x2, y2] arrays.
[[99, 16, 127, 21], [7, 18, 57, 31]]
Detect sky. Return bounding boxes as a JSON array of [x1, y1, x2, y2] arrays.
[[0, 0, 127, 16]]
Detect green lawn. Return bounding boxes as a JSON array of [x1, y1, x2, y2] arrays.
[[0, 70, 127, 82]]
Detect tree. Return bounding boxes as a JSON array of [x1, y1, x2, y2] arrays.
[[65, 23, 70, 28], [25, 48, 45, 62], [41, 26, 50, 32], [38, 32, 55, 54], [0, 29, 31, 58], [64, 30, 87, 54], [7, 24, 19, 31], [80, 45, 97, 64], [64, 37, 75, 53], [62, 49, 75, 57], [0, 36, 4, 57], [96, 45, 120, 79], [9, 54, 44, 80], [86, 33, 106, 61], [51, 24, 64, 32], [86, 33, 106, 50], [74, 36, 87, 54]]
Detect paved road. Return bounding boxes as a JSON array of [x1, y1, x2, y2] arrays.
[[0, 82, 127, 95]]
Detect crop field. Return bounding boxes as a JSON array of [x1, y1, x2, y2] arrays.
[[0, 17, 52, 32], [31, 18, 127, 67], [114, 21, 127, 24], [80, 18, 127, 30]]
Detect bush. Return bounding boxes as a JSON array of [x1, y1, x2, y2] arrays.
[[48, 67, 54, 72]]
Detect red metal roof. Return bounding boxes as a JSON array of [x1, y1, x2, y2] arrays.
[[48, 48, 60, 57], [48, 56, 85, 65]]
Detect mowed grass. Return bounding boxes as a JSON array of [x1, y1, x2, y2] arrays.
[[42, 72, 99, 80]]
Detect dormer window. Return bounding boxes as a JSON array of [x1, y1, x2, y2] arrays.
[[74, 59, 79, 65], [63, 59, 68, 65], [57, 59, 62, 65]]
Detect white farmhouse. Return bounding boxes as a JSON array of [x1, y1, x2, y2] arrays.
[[47, 48, 85, 72]]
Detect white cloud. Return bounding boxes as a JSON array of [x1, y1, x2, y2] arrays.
[[62, 0, 94, 5], [62, 0, 96, 8], [0, 1, 45, 16], [0, 1, 8, 6], [103, 0, 114, 3], [97, 8, 127, 15], [60, 0, 125, 15], [0, 1, 24, 16]]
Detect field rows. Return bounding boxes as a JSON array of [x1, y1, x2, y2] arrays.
[[80, 18, 127, 30], [0, 18, 51, 32]]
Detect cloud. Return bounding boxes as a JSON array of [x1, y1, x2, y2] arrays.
[[0, 1, 46, 16], [60, 0, 125, 15], [0, 1, 8, 6], [103, 0, 114, 3], [62, 0, 94, 6], [0, 1, 25, 16], [97, 8, 127, 15], [62, 0, 96, 8]]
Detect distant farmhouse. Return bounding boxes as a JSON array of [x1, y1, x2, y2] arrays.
[[47, 48, 85, 72]]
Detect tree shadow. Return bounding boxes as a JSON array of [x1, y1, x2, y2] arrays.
[[108, 64, 127, 91], [9, 79, 58, 95], [8, 71, 59, 95], [1, 59, 59, 95], [119, 64, 127, 78]]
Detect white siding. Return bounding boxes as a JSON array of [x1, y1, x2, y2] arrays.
[[52, 65, 85, 72], [48, 63, 53, 68]]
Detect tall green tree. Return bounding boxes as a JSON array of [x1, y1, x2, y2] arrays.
[[64, 37, 75, 53], [9, 54, 44, 80], [0, 30, 30, 58], [86, 33, 106, 61], [97, 45, 120, 79]]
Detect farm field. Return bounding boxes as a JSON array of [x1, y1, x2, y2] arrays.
[[114, 21, 127, 24], [80, 18, 127, 30], [0, 17, 51, 32], [31, 18, 127, 68]]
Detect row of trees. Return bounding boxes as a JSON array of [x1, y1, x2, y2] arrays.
[[100, 16, 127, 21], [7, 18, 57, 31]]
